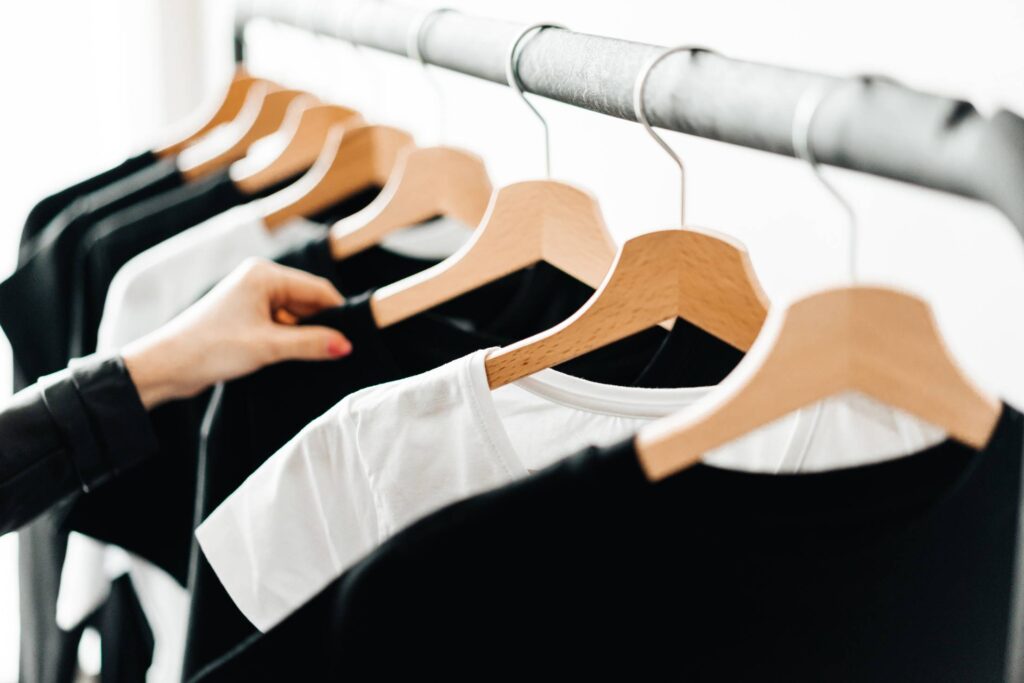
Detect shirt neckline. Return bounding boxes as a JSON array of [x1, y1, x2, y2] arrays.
[[595, 402, 1017, 529], [460, 348, 817, 479], [510, 356, 713, 419]]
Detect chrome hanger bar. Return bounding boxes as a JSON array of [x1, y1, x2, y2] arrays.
[[236, 1, 1024, 233]]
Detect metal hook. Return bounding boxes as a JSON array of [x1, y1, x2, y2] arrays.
[[506, 23, 566, 178], [407, 8, 456, 144], [791, 77, 865, 283], [406, 8, 454, 62], [633, 46, 713, 227]]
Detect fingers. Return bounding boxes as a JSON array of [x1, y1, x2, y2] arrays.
[[279, 297, 342, 320], [268, 325, 352, 362], [249, 260, 344, 314], [274, 309, 299, 325], [239, 261, 351, 363]]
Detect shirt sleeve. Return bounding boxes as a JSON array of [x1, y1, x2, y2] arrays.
[[0, 354, 159, 536], [195, 399, 381, 633]]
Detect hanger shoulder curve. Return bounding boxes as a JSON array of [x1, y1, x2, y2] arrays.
[[179, 87, 310, 181], [261, 125, 415, 229], [484, 228, 769, 389], [155, 67, 262, 158], [369, 180, 617, 329], [329, 146, 492, 260], [232, 103, 363, 195], [635, 286, 1002, 481]]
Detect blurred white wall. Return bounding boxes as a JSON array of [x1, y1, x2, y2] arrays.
[[0, 1, 208, 679], [0, 0, 1022, 680]]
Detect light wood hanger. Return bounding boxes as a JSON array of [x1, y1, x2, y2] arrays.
[[370, 180, 618, 328], [368, 23, 616, 328], [484, 228, 769, 388], [635, 286, 1002, 480], [483, 45, 769, 389], [232, 103, 364, 195], [326, 13, 492, 260], [634, 77, 1001, 482], [261, 125, 416, 229], [154, 66, 265, 158], [329, 146, 492, 260], [179, 86, 312, 182]]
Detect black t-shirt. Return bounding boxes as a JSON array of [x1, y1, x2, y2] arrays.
[[9, 151, 174, 683], [0, 156, 184, 384], [19, 150, 160, 261], [69, 168, 244, 358], [67, 174, 379, 358], [60, 203, 389, 579], [195, 404, 1024, 683], [181, 245, 743, 677]]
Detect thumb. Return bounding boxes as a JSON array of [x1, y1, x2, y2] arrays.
[[268, 325, 352, 362]]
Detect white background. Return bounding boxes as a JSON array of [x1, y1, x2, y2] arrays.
[[1, 1, 1023, 679], [0, 2, 212, 679]]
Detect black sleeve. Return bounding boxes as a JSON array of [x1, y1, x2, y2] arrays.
[[0, 354, 159, 536]]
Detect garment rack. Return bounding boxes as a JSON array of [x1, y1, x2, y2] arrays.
[[235, 1, 1024, 234]]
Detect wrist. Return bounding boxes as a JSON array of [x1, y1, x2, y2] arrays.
[[122, 336, 196, 409]]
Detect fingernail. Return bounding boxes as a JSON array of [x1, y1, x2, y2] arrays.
[[327, 338, 352, 358]]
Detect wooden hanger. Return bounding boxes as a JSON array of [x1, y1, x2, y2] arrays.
[[154, 66, 266, 158], [634, 76, 1001, 481], [635, 286, 1002, 480], [179, 86, 311, 181], [261, 125, 416, 229], [369, 180, 618, 328], [484, 228, 769, 388], [368, 25, 616, 328], [483, 45, 769, 389], [321, 14, 493, 257], [329, 146, 492, 260], [232, 103, 364, 195]]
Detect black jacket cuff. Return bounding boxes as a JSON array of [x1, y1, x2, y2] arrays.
[[41, 354, 158, 492]]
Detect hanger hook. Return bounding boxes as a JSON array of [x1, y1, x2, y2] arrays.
[[506, 23, 567, 178], [407, 8, 456, 144], [633, 46, 713, 227], [791, 76, 867, 283]]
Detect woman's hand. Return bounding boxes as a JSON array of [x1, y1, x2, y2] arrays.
[[122, 259, 352, 409]]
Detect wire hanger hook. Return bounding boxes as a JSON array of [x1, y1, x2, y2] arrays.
[[791, 77, 866, 283], [407, 7, 456, 144], [506, 23, 566, 178], [633, 46, 713, 227]]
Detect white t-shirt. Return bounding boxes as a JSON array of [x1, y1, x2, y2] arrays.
[[196, 348, 944, 633], [65, 205, 470, 683], [97, 204, 471, 350], [96, 203, 319, 350]]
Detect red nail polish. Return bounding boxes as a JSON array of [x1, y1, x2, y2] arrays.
[[328, 339, 351, 358]]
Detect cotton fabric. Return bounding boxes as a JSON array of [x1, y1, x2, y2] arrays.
[[197, 347, 943, 632]]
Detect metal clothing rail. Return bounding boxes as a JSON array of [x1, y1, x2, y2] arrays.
[[235, 1, 1024, 234]]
